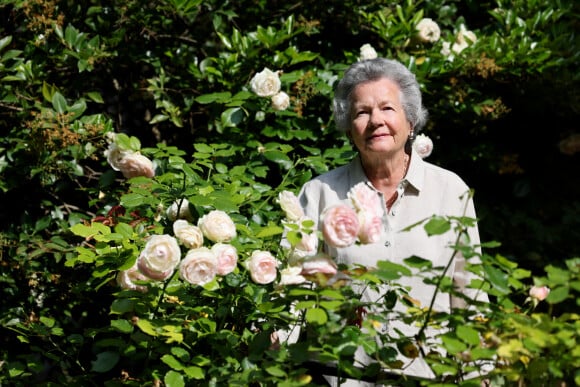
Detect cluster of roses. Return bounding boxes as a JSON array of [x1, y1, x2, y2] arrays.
[[105, 133, 155, 179], [249, 67, 290, 111], [359, 18, 477, 63], [276, 183, 388, 285], [321, 182, 385, 248], [117, 200, 281, 292]]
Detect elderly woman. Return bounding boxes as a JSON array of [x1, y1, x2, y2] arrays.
[[298, 58, 488, 385]]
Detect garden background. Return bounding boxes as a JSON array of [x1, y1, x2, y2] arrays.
[[0, 0, 578, 386]]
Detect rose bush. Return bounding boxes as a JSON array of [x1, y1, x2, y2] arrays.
[[1, 1, 578, 386]]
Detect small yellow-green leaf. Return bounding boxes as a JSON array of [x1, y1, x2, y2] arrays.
[[305, 307, 328, 325], [136, 319, 158, 337]]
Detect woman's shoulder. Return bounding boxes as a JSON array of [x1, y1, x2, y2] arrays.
[[420, 159, 471, 191], [300, 161, 356, 201], [308, 162, 353, 186]]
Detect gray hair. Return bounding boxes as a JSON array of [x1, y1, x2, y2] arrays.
[[332, 58, 428, 133]]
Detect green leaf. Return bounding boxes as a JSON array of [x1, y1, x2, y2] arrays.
[[484, 265, 510, 295], [441, 335, 467, 353], [110, 319, 133, 334], [42, 81, 55, 102], [194, 143, 214, 153], [456, 325, 480, 346], [68, 98, 87, 117], [424, 216, 451, 236], [40, 316, 55, 328], [305, 307, 328, 325], [376, 260, 412, 280], [136, 319, 158, 337], [52, 92, 68, 113], [162, 354, 184, 370], [164, 370, 185, 387], [403, 256, 432, 269], [195, 92, 232, 104], [221, 107, 244, 127], [91, 351, 120, 373], [0, 35, 12, 51], [265, 365, 287, 377], [70, 222, 111, 238], [183, 365, 204, 379], [86, 91, 104, 103], [546, 285, 569, 304], [295, 300, 316, 310], [256, 225, 284, 238], [110, 299, 135, 314], [121, 193, 147, 207]]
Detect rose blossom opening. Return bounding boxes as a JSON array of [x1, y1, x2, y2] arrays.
[[321, 203, 360, 248], [198, 210, 237, 243], [179, 247, 218, 286], [137, 234, 181, 281], [247, 250, 278, 284]]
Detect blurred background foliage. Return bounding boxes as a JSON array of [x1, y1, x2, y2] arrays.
[[0, 0, 578, 385]]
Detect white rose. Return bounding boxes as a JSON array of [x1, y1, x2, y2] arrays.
[[117, 261, 150, 292], [440, 41, 453, 59], [117, 153, 155, 179], [359, 43, 378, 61], [278, 190, 305, 221], [179, 247, 218, 286], [173, 219, 204, 249], [416, 18, 441, 43], [452, 25, 477, 54], [166, 198, 193, 222], [413, 134, 434, 159], [271, 91, 290, 111], [105, 142, 132, 171], [278, 266, 306, 286], [137, 235, 181, 281], [198, 210, 237, 243], [246, 250, 278, 284], [250, 67, 281, 97], [211, 243, 238, 276]]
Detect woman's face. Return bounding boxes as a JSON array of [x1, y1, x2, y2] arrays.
[[348, 77, 411, 158]]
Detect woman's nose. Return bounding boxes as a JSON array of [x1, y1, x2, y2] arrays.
[[368, 109, 384, 128]]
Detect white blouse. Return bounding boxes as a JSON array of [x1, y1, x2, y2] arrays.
[[298, 149, 489, 382]]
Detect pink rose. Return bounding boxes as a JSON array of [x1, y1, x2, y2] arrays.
[[357, 211, 383, 244], [529, 285, 550, 301], [247, 250, 278, 284], [300, 254, 338, 276], [321, 203, 360, 248], [348, 182, 381, 213], [211, 243, 238, 276], [296, 232, 318, 254], [137, 235, 181, 281], [198, 210, 237, 243], [173, 219, 204, 249], [117, 153, 155, 178], [179, 247, 218, 286], [117, 262, 150, 292]]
